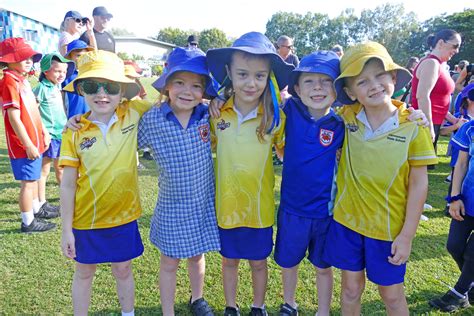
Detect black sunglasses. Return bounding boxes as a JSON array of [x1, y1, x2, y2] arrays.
[[444, 40, 460, 50], [79, 80, 121, 95]]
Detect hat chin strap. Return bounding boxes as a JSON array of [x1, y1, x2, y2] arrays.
[[267, 71, 281, 132]]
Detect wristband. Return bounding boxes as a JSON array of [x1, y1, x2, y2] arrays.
[[445, 194, 463, 203]]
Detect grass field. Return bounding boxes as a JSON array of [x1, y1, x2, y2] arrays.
[[0, 79, 472, 315]]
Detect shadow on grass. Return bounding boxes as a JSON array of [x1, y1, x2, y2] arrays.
[[94, 303, 189, 315], [0, 228, 20, 235], [411, 232, 449, 261]]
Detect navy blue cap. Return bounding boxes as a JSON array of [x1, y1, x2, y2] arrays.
[[206, 32, 294, 89], [92, 6, 113, 18], [153, 47, 216, 97], [64, 11, 83, 21], [288, 51, 340, 96]]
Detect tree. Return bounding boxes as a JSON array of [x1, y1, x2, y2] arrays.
[[110, 28, 135, 36], [199, 28, 231, 52], [154, 27, 188, 46]]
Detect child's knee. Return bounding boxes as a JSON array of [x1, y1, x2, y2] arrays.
[[378, 285, 405, 308], [342, 279, 364, 301], [160, 257, 180, 274], [75, 264, 96, 280], [249, 259, 267, 272], [188, 254, 204, 265], [222, 257, 240, 269], [316, 267, 332, 277], [112, 261, 132, 280]]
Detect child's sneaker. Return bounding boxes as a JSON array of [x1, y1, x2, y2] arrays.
[[189, 297, 213, 316], [21, 218, 56, 233], [468, 288, 474, 305], [35, 202, 60, 219], [248, 306, 268, 316], [429, 289, 470, 312], [224, 306, 240, 316], [279, 303, 298, 315]]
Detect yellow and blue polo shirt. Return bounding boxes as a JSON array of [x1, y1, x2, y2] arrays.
[[210, 97, 285, 229], [59, 99, 152, 230], [333, 100, 438, 241]]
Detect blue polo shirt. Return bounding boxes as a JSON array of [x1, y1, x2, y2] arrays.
[[62, 71, 89, 118], [451, 120, 474, 216], [279, 97, 345, 219], [445, 112, 472, 167]]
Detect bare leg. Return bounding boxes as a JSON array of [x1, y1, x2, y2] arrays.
[[72, 263, 96, 316], [378, 283, 408, 316], [282, 265, 298, 307], [188, 254, 205, 302], [340, 270, 365, 316], [159, 254, 180, 316], [53, 158, 63, 185], [111, 260, 135, 313], [19, 180, 36, 212], [316, 267, 333, 316], [39, 157, 51, 202], [249, 259, 268, 307], [222, 257, 240, 307]]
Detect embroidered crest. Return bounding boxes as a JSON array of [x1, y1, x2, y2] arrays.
[[216, 119, 231, 131], [346, 123, 359, 132], [198, 124, 210, 142], [319, 129, 334, 147], [79, 137, 97, 150]]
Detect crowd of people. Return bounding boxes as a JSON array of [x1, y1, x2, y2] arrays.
[[0, 7, 473, 315]]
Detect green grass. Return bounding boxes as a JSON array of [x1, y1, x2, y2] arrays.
[[0, 93, 473, 314]]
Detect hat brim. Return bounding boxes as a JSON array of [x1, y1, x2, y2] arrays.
[[334, 55, 412, 105], [288, 64, 339, 96], [0, 51, 42, 63], [64, 71, 139, 100], [65, 46, 94, 59], [206, 47, 294, 89]]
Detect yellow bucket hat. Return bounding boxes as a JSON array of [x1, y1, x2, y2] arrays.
[[334, 41, 412, 104], [64, 50, 139, 100]]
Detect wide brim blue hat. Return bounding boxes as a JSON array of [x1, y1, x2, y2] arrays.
[[65, 40, 94, 59], [288, 50, 340, 96], [152, 47, 216, 97], [206, 32, 294, 89]]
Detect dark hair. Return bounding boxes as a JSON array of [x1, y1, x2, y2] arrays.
[[405, 57, 419, 72], [426, 29, 459, 49]]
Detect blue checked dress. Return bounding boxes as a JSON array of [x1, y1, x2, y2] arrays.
[[138, 103, 220, 258]]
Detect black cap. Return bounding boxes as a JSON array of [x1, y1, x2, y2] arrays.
[[92, 6, 113, 18], [187, 35, 198, 45]]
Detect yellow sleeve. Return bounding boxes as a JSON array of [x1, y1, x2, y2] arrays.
[[59, 129, 80, 168], [128, 99, 153, 116], [210, 117, 217, 151], [273, 109, 286, 150], [408, 125, 438, 166]]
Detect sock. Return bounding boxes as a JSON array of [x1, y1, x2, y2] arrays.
[[21, 210, 34, 225], [32, 199, 40, 213], [122, 309, 134, 316], [251, 304, 265, 309]]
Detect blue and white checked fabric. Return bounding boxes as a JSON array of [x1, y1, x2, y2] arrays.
[[138, 103, 220, 258]]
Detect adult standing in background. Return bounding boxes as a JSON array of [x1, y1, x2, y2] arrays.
[[80, 6, 115, 53], [58, 11, 95, 56], [411, 29, 461, 154], [186, 35, 199, 49], [277, 35, 299, 67], [331, 44, 344, 58]]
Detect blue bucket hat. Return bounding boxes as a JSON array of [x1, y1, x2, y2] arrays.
[[454, 83, 474, 113], [65, 40, 94, 59], [206, 32, 294, 89], [152, 47, 216, 97], [288, 51, 340, 96]]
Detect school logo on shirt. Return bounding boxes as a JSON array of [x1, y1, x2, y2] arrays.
[[346, 123, 359, 132], [217, 119, 231, 131], [319, 129, 334, 147], [198, 124, 210, 142], [80, 137, 97, 150]]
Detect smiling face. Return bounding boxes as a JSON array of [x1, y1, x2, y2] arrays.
[[78, 78, 124, 120], [166, 71, 205, 114], [8, 57, 34, 75], [294, 72, 336, 119], [44, 60, 68, 84], [344, 58, 396, 110], [228, 51, 270, 110], [65, 17, 83, 34], [439, 34, 462, 62]]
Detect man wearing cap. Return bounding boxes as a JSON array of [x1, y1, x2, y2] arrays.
[[187, 35, 199, 49], [79, 6, 115, 53]]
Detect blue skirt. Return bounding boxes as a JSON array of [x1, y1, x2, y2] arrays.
[[73, 220, 144, 264]]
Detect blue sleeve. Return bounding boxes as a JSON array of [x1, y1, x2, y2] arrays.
[[137, 115, 148, 149], [452, 122, 474, 151]]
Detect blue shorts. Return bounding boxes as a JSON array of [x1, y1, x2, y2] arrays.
[[219, 226, 273, 260], [10, 157, 42, 181], [323, 220, 406, 286], [43, 139, 62, 159], [73, 220, 144, 264], [274, 211, 331, 269]]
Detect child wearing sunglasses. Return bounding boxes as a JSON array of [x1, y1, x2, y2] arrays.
[[59, 50, 151, 316]]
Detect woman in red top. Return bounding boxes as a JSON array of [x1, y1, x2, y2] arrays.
[[411, 29, 461, 151]]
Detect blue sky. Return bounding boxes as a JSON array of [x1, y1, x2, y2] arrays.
[[2, 0, 472, 38]]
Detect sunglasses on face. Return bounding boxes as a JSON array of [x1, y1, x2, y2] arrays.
[[281, 45, 293, 49], [79, 80, 121, 95], [69, 18, 84, 25], [444, 40, 460, 50]]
